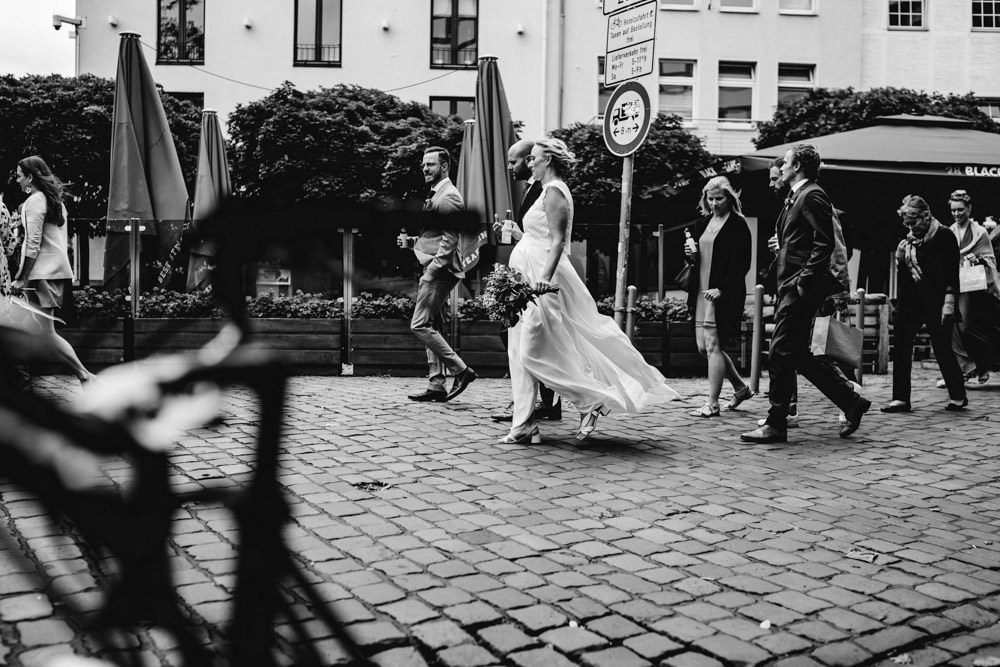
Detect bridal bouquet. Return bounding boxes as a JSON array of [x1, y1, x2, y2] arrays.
[[481, 264, 559, 328]]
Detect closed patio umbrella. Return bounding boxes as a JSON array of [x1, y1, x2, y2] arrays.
[[104, 32, 190, 291], [186, 109, 232, 291], [456, 119, 477, 205], [469, 55, 517, 246]]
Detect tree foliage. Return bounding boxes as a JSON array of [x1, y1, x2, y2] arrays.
[[226, 83, 466, 206], [550, 114, 713, 212], [0, 74, 201, 219], [755, 86, 1000, 149]]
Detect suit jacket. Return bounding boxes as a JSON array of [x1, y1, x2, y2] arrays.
[[775, 181, 850, 298], [516, 180, 543, 225], [686, 212, 752, 339], [413, 177, 466, 279]]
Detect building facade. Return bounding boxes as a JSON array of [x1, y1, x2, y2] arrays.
[[69, 1, 999, 155]]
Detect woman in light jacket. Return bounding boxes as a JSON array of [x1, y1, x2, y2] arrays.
[[12, 155, 94, 384]]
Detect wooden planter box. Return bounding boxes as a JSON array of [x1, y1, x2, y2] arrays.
[[57, 318, 342, 376], [350, 319, 429, 377], [633, 320, 750, 378]]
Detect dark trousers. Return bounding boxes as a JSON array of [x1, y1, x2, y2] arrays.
[[766, 287, 860, 429], [893, 310, 966, 403], [962, 290, 1000, 373]]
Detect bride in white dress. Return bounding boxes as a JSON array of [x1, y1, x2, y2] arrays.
[[500, 137, 679, 444]]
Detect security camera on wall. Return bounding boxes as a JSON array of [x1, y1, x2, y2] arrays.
[[52, 14, 84, 31]]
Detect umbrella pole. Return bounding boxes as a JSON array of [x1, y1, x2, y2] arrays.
[[613, 156, 635, 330]]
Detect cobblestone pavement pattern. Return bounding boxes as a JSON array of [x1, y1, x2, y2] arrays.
[[2, 366, 1000, 666]]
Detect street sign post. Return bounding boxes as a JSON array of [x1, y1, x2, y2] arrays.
[[602, 81, 652, 328], [603, 0, 656, 329], [604, 1, 657, 85]]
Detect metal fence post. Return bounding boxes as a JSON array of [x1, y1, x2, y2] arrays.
[[625, 286, 638, 341], [656, 223, 664, 302], [340, 227, 357, 374], [750, 284, 764, 394], [855, 288, 866, 386]]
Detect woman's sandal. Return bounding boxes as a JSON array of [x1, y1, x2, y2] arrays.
[[726, 386, 755, 411], [576, 410, 602, 441], [691, 403, 721, 418], [498, 426, 541, 444]]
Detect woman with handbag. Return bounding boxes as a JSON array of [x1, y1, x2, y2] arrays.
[[882, 195, 967, 413], [684, 176, 753, 417], [946, 189, 1000, 385], [11, 156, 95, 386]]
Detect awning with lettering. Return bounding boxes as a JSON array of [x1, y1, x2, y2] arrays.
[[741, 114, 1000, 177]]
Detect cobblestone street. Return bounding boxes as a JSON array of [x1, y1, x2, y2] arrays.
[[3, 366, 1000, 666]]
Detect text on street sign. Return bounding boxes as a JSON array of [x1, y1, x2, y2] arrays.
[[606, 2, 656, 53], [602, 0, 651, 15]]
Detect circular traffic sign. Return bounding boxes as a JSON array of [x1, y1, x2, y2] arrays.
[[602, 81, 652, 157]]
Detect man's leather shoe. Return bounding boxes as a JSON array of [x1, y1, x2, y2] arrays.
[[880, 400, 911, 413], [444, 367, 477, 402], [839, 397, 871, 438], [408, 389, 447, 402], [533, 400, 562, 421], [740, 425, 787, 444]]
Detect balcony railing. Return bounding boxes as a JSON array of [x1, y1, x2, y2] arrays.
[[294, 43, 342, 64], [430, 47, 477, 68]]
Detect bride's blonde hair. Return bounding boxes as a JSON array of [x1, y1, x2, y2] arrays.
[[535, 137, 577, 178]]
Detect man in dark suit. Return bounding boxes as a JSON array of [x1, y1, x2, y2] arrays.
[[742, 144, 869, 444], [490, 139, 561, 422], [403, 146, 477, 402]]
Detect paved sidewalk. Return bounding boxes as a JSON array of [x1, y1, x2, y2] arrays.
[[2, 366, 1000, 666]]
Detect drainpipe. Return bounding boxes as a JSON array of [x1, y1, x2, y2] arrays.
[[540, 0, 548, 132], [557, 0, 566, 128]]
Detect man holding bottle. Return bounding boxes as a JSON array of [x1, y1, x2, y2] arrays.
[[399, 146, 477, 403]]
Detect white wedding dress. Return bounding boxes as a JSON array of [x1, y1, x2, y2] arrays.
[[506, 180, 679, 432]]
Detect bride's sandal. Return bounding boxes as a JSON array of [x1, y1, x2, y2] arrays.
[[576, 410, 602, 441], [498, 426, 541, 444], [691, 403, 721, 418]]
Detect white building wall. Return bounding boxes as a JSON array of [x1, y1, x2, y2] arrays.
[[75, 0, 547, 139], [555, 1, 863, 156], [861, 0, 1000, 100]]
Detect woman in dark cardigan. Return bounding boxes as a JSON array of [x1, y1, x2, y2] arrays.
[[882, 195, 967, 413], [684, 176, 753, 417]]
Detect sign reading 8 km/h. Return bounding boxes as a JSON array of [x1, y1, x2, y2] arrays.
[[602, 81, 652, 157]]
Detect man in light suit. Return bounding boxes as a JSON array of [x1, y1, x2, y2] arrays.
[[742, 144, 868, 444], [403, 146, 477, 402], [490, 139, 561, 422]]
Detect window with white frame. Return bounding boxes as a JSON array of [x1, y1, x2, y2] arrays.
[[978, 98, 1000, 121], [973, 1, 1000, 29], [660, 0, 697, 9], [430, 97, 475, 120], [597, 57, 615, 116], [719, 0, 756, 10], [658, 59, 695, 121], [718, 61, 755, 122], [777, 63, 815, 105], [779, 0, 816, 12], [888, 1, 925, 29]]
